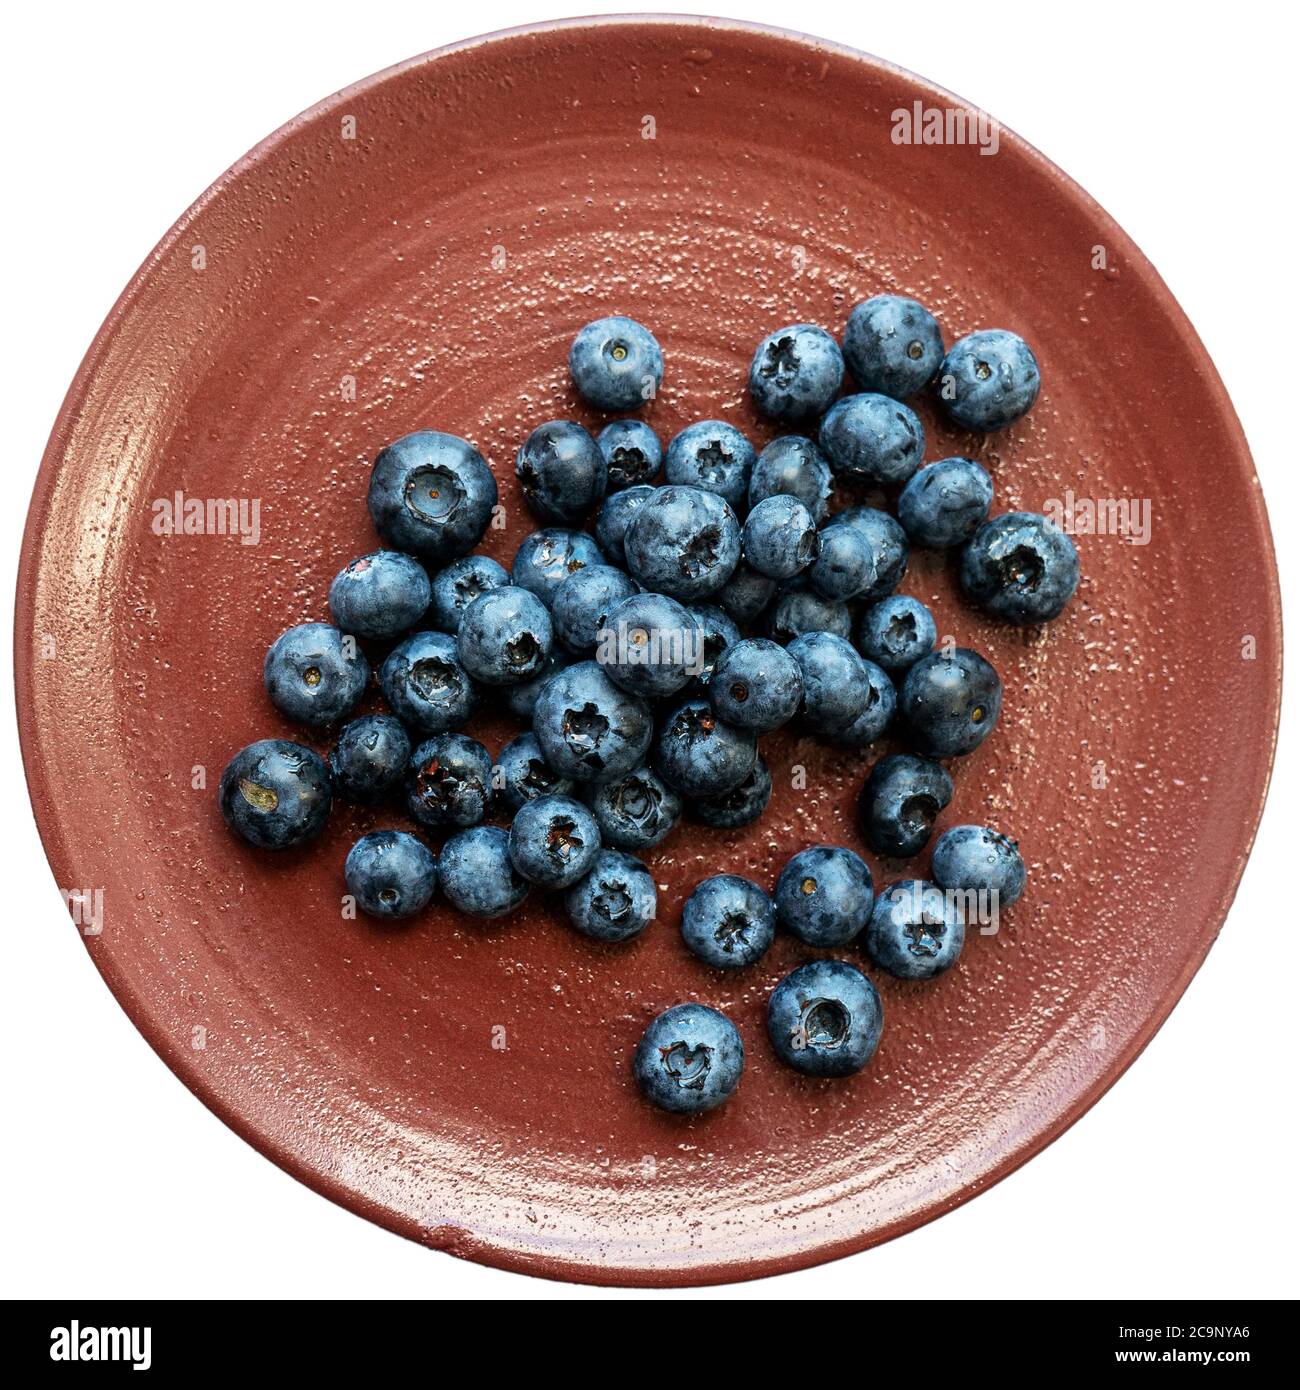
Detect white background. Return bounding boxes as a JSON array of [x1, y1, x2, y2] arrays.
[[2, 1, 1295, 1300]]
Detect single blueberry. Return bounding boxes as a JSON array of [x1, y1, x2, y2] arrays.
[[664, 422, 755, 513], [834, 507, 909, 601], [788, 631, 870, 737], [264, 622, 368, 728], [508, 794, 601, 888], [858, 753, 953, 857], [623, 485, 740, 602], [515, 420, 607, 524], [683, 604, 741, 694], [709, 638, 803, 733], [456, 585, 554, 686], [856, 594, 937, 673], [495, 731, 576, 812], [960, 511, 1080, 624], [328, 713, 411, 803], [505, 647, 571, 722], [599, 591, 701, 699], [569, 316, 663, 411], [405, 733, 493, 829], [766, 581, 852, 644], [898, 457, 993, 549], [715, 561, 778, 629], [551, 564, 639, 655], [939, 328, 1040, 432], [593, 485, 655, 569], [565, 849, 657, 943], [511, 528, 607, 609], [775, 845, 874, 947], [533, 660, 654, 785], [425, 554, 509, 633], [741, 494, 819, 580], [219, 739, 333, 850], [842, 294, 944, 400], [634, 1003, 744, 1114], [900, 648, 1002, 757], [597, 418, 663, 491], [344, 830, 438, 920], [380, 630, 476, 734], [826, 659, 896, 749], [367, 430, 497, 565], [584, 765, 682, 851], [767, 959, 883, 1077], [681, 874, 776, 970], [328, 550, 431, 641], [866, 879, 965, 979], [689, 754, 772, 829], [748, 435, 834, 523], [807, 523, 874, 601], [748, 323, 844, 422], [818, 393, 925, 485], [439, 825, 529, 919], [653, 699, 757, 798], [931, 824, 1026, 907]]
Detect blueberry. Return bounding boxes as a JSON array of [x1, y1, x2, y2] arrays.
[[716, 561, 778, 628], [788, 631, 870, 737], [653, 699, 757, 798], [709, 638, 803, 733], [551, 564, 639, 655], [775, 845, 874, 947], [741, 494, 818, 580], [690, 754, 772, 829], [939, 328, 1040, 432], [766, 581, 852, 644], [328, 713, 411, 803], [344, 830, 437, 920], [508, 794, 601, 888], [405, 733, 493, 829], [898, 457, 992, 548], [533, 659, 654, 785], [681, 874, 775, 970], [818, 393, 924, 485], [865, 879, 964, 979], [380, 630, 476, 734], [856, 595, 936, 673], [584, 765, 682, 850], [931, 824, 1026, 907], [684, 604, 741, 693], [439, 825, 529, 919], [826, 659, 896, 749], [505, 648, 572, 722], [807, 523, 874, 601], [623, 485, 740, 602], [858, 753, 953, 857], [960, 512, 1079, 624], [767, 959, 883, 1077], [368, 430, 497, 565], [835, 507, 909, 601], [264, 622, 368, 728], [511, 528, 606, 609], [515, 420, 607, 523], [593, 485, 655, 569], [565, 849, 657, 942], [495, 731, 576, 811], [219, 739, 332, 850], [634, 1003, 744, 1114], [664, 422, 755, 513], [456, 585, 554, 686], [426, 555, 509, 633], [569, 315, 663, 410], [328, 550, 431, 641], [748, 435, 833, 523], [749, 323, 844, 422], [599, 591, 701, 698], [597, 419, 662, 491], [900, 648, 1002, 757], [842, 294, 944, 400]]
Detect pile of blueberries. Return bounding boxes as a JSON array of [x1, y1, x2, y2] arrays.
[[219, 297, 1079, 1116]]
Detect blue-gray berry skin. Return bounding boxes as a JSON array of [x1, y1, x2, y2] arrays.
[[749, 323, 844, 422], [264, 622, 368, 728], [405, 733, 493, 830], [505, 648, 571, 722], [898, 457, 992, 548], [826, 659, 896, 749], [344, 830, 438, 920], [856, 595, 937, 674], [367, 430, 497, 565], [380, 630, 477, 734], [551, 564, 639, 655], [900, 648, 1002, 757], [960, 512, 1079, 624], [684, 604, 741, 695], [426, 555, 509, 633], [634, 1003, 744, 1114], [624, 485, 741, 602], [508, 794, 601, 888], [859, 753, 953, 857], [495, 731, 576, 812], [515, 420, 607, 524], [842, 294, 944, 400], [749, 435, 833, 523], [328, 714, 411, 804], [818, 393, 925, 485], [594, 485, 655, 569], [533, 660, 654, 785], [766, 581, 852, 644], [511, 528, 606, 609], [741, 494, 818, 580], [808, 523, 874, 601], [329, 551, 431, 641], [775, 845, 874, 947], [219, 739, 333, 850], [565, 849, 657, 943], [716, 561, 778, 629], [456, 585, 554, 686], [664, 422, 755, 513], [600, 591, 700, 699], [835, 507, 909, 601], [569, 316, 663, 410], [866, 879, 965, 979], [690, 754, 772, 829], [940, 328, 1040, 432], [767, 959, 883, 1077], [584, 765, 681, 850], [931, 825, 1026, 907], [788, 631, 870, 737], [439, 825, 529, 919], [710, 638, 803, 733], [597, 418, 663, 491], [681, 874, 775, 969], [653, 699, 758, 799]]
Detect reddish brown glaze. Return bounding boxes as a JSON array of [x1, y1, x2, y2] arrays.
[[16, 17, 1281, 1285]]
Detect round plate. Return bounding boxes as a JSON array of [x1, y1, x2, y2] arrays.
[[17, 16, 1280, 1286]]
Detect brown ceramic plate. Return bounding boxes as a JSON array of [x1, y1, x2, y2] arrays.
[[16, 16, 1281, 1286]]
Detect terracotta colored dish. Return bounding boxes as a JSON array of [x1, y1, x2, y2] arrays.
[[16, 16, 1280, 1286]]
